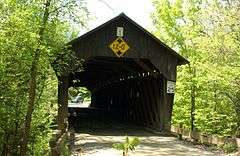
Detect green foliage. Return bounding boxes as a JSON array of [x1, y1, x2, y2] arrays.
[[152, 0, 240, 135], [0, 0, 88, 155], [221, 142, 238, 153], [69, 87, 91, 101], [61, 144, 71, 156], [112, 136, 140, 156]]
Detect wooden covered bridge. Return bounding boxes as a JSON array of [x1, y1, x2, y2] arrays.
[[55, 13, 188, 134]]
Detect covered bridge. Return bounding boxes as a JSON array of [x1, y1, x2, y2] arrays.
[[55, 13, 188, 133]]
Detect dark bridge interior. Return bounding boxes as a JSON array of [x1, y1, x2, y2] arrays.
[[68, 56, 165, 128]]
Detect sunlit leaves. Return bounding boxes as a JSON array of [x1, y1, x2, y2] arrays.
[[0, 0, 88, 154], [152, 0, 240, 135]]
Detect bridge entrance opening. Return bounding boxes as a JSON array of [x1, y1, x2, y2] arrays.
[[55, 13, 188, 132], [68, 56, 165, 128]]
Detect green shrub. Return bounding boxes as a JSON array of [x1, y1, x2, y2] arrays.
[[222, 142, 237, 153], [112, 136, 140, 156]]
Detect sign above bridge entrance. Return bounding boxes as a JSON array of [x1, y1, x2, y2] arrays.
[[109, 37, 130, 57]]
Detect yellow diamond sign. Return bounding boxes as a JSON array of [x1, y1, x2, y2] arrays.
[[109, 37, 130, 57]]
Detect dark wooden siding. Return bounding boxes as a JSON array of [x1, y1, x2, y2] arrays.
[[60, 14, 189, 131], [72, 17, 178, 80]]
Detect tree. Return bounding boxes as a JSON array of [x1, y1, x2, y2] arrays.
[[0, 0, 88, 155], [151, 0, 240, 135]]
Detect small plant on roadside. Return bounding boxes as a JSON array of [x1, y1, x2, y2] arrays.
[[112, 136, 140, 156], [222, 142, 237, 153]]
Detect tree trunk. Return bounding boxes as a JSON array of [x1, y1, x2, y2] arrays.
[[20, 1, 51, 155], [190, 66, 196, 140], [2, 132, 10, 156]]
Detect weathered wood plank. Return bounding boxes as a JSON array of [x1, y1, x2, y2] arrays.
[[140, 78, 155, 126], [57, 76, 69, 132], [152, 75, 162, 129], [135, 78, 149, 126], [144, 77, 160, 127]]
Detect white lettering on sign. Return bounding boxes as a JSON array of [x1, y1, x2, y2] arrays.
[[117, 27, 124, 37], [167, 81, 176, 94]]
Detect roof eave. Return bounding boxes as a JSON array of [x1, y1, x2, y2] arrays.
[[68, 13, 189, 65]]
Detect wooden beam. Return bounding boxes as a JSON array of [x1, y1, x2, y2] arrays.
[[134, 78, 148, 125], [139, 78, 154, 126], [144, 77, 160, 127], [160, 77, 169, 131], [133, 59, 155, 74], [152, 76, 162, 129], [57, 76, 69, 132], [130, 81, 138, 123]]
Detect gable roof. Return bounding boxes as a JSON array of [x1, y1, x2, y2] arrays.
[[69, 13, 189, 65]]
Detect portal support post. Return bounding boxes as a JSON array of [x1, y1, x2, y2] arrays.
[[162, 77, 175, 132], [57, 76, 69, 133]]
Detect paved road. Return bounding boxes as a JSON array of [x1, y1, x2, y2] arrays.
[[69, 117, 225, 156]]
